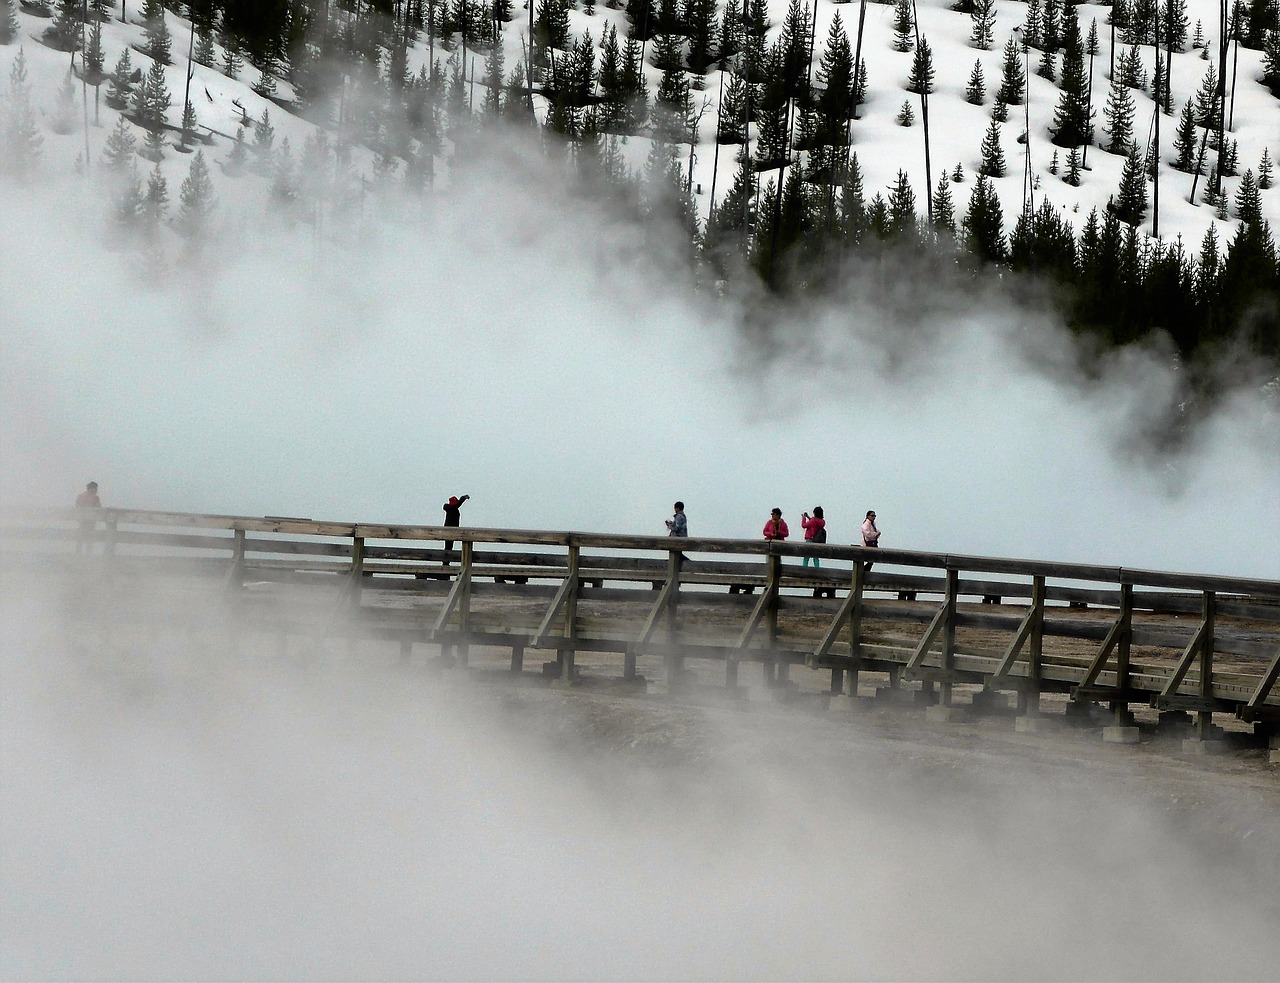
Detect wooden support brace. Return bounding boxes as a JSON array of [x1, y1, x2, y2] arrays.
[[737, 573, 773, 650], [1074, 593, 1131, 700], [531, 573, 578, 648], [1159, 618, 1209, 699], [991, 607, 1037, 684], [811, 589, 861, 664], [635, 553, 680, 648], [901, 603, 949, 681], [429, 546, 473, 640], [1245, 644, 1280, 712]]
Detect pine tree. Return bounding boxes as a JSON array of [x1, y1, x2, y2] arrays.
[[1260, 148, 1273, 189], [1065, 146, 1082, 185], [886, 169, 917, 236], [47, 0, 83, 53], [106, 49, 135, 109], [979, 115, 1006, 176], [0, 0, 18, 46], [1051, 17, 1091, 146], [113, 159, 143, 230], [966, 59, 986, 104], [141, 0, 172, 65], [253, 54, 279, 99], [1025, 0, 1044, 48], [970, 0, 996, 50], [933, 172, 956, 233], [141, 161, 168, 231], [220, 31, 242, 79], [51, 70, 77, 134], [1234, 167, 1263, 224], [992, 97, 1009, 122], [1193, 63, 1221, 129], [1037, 44, 1056, 83], [815, 13, 853, 149], [1162, 0, 1189, 50], [102, 116, 139, 172], [896, 99, 914, 126], [952, 161, 965, 182], [963, 173, 1006, 261], [685, 0, 718, 74], [194, 23, 215, 67], [1112, 141, 1147, 224], [996, 36, 1024, 105], [2, 48, 43, 176], [84, 19, 105, 81], [1172, 99, 1198, 171], [906, 37, 935, 94], [1102, 79, 1135, 153], [132, 59, 171, 132], [654, 51, 692, 144], [1116, 44, 1147, 90], [534, 0, 571, 50], [142, 126, 166, 161], [892, 0, 915, 52], [175, 149, 215, 238]]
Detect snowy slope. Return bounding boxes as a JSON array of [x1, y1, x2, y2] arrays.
[[3, 0, 1277, 247]]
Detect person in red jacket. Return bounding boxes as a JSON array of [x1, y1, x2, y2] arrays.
[[763, 507, 789, 541], [800, 506, 826, 568], [442, 494, 470, 565]]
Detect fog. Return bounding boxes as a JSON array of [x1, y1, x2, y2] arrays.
[[4, 121, 1280, 979], [2, 131, 1278, 578]]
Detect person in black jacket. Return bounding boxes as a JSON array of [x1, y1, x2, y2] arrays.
[[442, 494, 470, 564]]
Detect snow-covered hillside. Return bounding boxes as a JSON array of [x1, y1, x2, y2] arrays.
[[1, 0, 1276, 249], [0, 0, 1274, 249]]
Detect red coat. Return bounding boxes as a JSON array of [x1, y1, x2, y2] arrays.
[[763, 518, 789, 541]]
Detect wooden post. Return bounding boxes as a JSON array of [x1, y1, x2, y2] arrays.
[[1196, 591, 1216, 740], [844, 561, 866, 696], [511, 642, 525, 674], [1111, 582, 1133, 724], [457, 540, 473, 668], [558, 544, 580, 682], [1026, 574, 1045, 713], [939, 567, 958, 705], [765, 554, 782, 686], [663, 548, 682, 688]]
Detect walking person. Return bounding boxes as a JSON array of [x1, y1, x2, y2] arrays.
[[861, 510, 880, 573], [800, 506, 826, 568], [75, 481, 102, 554], [442, 493, 470, 565], [763, 508, 789, 541]]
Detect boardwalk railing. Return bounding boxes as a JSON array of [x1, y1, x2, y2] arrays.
[[5, 508, 1280, 741]]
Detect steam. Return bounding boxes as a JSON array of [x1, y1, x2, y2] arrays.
[[3, 49, 1280, 979]]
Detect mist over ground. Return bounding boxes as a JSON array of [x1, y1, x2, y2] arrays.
[[4, 579, 1280, 981]]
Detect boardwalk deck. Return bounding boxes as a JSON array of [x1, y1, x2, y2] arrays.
[[5, 508, 1279, 751]]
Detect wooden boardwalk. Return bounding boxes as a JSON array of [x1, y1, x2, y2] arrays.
[[5, 508, 1280, 754]]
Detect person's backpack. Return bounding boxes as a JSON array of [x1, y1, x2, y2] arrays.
[[814, 525, 827, 544]]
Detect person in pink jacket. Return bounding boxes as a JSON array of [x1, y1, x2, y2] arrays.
[[763, 508, 789, 541], [800, 506, 826, 568], [861, 510, 880, 572]]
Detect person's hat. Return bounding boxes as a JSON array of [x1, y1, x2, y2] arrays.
[[87, 481, 98, 489], [449, 496, 459, 505]]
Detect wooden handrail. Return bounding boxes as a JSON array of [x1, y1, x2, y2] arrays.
[[4, 507, 1279, 599]]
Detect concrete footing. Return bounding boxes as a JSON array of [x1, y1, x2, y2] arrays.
[[1270, 733, 1280, 750], [925, 704, 968, 724], [1182, 738, 1226, 756], [1103, 725, 1141, 744], [827, 694, 870, 713], [1015, 714, 1060, 734], [968, 690, 1013, 714], [1269, 749, 1280, 765], [875, 686, 916, 707]]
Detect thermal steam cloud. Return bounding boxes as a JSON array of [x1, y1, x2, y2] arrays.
[[1, 116, 1277, 579]]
